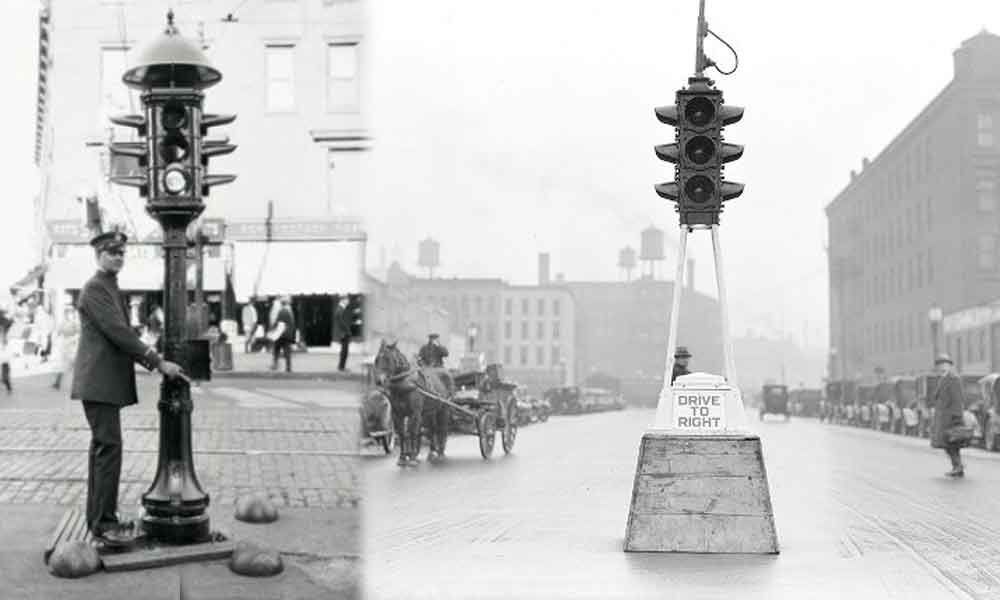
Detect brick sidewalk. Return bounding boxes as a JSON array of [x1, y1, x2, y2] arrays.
[[0, 405, 360, 511]]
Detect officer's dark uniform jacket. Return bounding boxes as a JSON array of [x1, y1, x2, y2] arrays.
[[671, 363, 691, 384], [418, 342, 449, 368], [71, 270, 161, 406]]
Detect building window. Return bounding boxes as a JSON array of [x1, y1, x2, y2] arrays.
[[928, 255, 934, 284], [980, 329, 987, 362], [327, 41, 360, 113], [978, 113, 994, 148], [537, 299, 545, 316], [553, 300, 561, 316], [977, 179, 996, 212], [536, 322, 544, 340], [488, 297, 496, 314], [522, 298, 530, 315], [552, 321, 561, 339], [504, 321, 512, 339], [552, 346, 561, 366], [504, 346, 512, 365], [265, 44, 296, 111], [979, 235, 996, 270], [505, 299, 512, 316], [474, 296, 482, 314], [486, 323, 495, 343], [536, 346, 545, 366], [521, 321, 529, 339], [520, 346, 528, 366]]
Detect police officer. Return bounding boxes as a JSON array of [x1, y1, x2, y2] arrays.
[[418, 333, 449, 368], [671, 346, 692, 384], [71, 231, 186, 546]]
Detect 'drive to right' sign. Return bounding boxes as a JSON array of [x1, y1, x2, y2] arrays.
[[673, 390, 726, 431]]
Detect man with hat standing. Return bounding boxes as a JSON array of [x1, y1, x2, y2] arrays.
[[418, 333, 449, 369], [72, 231, 186, 546], [332, 295, 353, 372], [671, 346, 692, 384], [931, 353, 968, 477]]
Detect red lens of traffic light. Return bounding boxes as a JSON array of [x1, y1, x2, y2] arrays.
[[684, 97, 715, 127]]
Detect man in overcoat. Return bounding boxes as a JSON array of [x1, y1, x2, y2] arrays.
[[332, 296, 353, 372], [671, 346, 692, 384], [931, 353, 967, 477], [270, 296, 296, 372], [71, 232, 186, 545]]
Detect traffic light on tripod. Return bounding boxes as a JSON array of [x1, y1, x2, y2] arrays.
[[654, 77, 744, 226]]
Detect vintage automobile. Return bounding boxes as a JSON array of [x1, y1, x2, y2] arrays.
[[544, 386, 581, 415], [891, 376, 919, 435], [789, 387, 823, 418], [824, 380, 857, 424], [980, 374, 1000, 451], [759, 384, 790, 421]]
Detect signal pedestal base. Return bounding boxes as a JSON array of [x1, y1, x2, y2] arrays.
[[624, 432, 778, 554]]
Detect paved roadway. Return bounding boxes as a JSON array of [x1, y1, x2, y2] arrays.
[[364, 409, 1000, 600]]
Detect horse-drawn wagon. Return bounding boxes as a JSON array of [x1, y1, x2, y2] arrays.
[[445, 363, 519, 459]]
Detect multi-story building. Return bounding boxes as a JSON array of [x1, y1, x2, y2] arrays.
[[826, 30, 1000, 379], [566, 277, 722, 404], [33, 0, 371, 346], [362, 272, 454, 364], [380, 262, 576, 393]]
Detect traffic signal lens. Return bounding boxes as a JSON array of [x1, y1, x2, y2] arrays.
[[685, 97, 715, 127], [161, 105, 187, 130], [685, 136, 715, 165], [685, 175, 714, 204], [160, 134, 189, 162], [163, 168, 187, 194]]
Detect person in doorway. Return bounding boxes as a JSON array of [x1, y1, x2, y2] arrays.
[[671, 346, 692, 384], [241, 302, 258, 353], [270, 296, 296, 372], [332, 296, 353, 372], [931, 353, 968, 478], [52, 303, 80, 390], [418, 333, 449, 368], [72, 231, 186, 546]]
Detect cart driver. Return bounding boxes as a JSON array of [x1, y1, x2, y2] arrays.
[[671, 346, 692, 384], [418, 333, 449, 368]]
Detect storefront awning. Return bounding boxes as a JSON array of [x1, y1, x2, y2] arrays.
[[46, 245, 225, 292], [232, 240, 363, 301]]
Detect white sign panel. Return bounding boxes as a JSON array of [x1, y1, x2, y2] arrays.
[[673, 390, 726, 430]]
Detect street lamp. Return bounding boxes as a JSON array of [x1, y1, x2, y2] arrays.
[[109, 11, 236, 544], [928, 305, 943, 364]]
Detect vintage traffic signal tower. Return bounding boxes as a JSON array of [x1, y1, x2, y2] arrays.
[[654, 76, 743, 226]]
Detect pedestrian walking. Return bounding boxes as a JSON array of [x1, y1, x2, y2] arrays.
[[671, 346, 692, 384], [71, 231, 186, 546], [0, 307, 12, 394], [332, 296, 353, 371], [241, 302, 258, 353], [418, 333, 449, 368], [51, 303, 80, 390], [930, 353, 970, 478], [269, 296, 296, 372]]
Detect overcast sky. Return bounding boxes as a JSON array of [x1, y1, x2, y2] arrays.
[[3, 1, 1000, 350], [366, 0, 1000, 350]]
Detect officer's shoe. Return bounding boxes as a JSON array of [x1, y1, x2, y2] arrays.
[[94, 523, 136, 548], [945, 468, 965, 478]]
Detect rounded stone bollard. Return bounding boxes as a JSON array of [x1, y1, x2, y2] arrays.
[[48, 540, 101, 578], [234, 491, 279, 524], [229, 540, 284, 577]]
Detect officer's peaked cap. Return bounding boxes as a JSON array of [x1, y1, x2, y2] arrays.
[[934, 353, 954, 365], [674, 346, 692, 358], [428, 333, 440, 339], [91, 231, 128, 252]]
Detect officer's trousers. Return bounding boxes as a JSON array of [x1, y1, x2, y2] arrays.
[[82, 402, 123, 534]]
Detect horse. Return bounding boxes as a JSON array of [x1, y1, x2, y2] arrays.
[[374, 341, 455, 466]]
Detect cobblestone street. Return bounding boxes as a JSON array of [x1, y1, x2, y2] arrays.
[[0, 375, 362, 512]]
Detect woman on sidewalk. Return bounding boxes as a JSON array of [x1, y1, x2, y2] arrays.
[[52, 304, 80, 390]]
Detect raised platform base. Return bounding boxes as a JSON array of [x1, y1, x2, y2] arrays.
[[624, 433, 779, 554]]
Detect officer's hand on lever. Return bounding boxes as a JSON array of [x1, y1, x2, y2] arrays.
[[158, 360, 190, 382]]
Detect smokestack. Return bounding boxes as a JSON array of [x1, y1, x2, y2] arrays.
[[686, 258, 694, 290], [538, 253, 551, 285]]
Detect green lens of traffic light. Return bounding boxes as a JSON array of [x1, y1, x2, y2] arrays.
[[685, 97, 715, 127], [161, 104, 187, 130], [685, 136, 715, 165], [685, 175, 714, 204]]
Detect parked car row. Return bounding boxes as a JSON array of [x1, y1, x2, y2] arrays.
[[822, 374, 1000, 451]]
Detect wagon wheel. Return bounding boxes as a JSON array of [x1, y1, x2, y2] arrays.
[[477, 412, 496, 459], [502, 398, 518, 455]]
